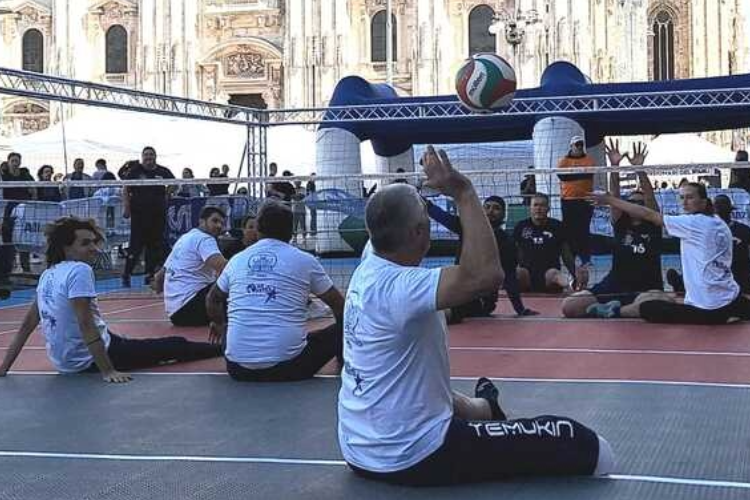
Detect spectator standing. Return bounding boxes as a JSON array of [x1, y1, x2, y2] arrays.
[[520, 166, 537, 206], [121, 146, 175, 287], [729, 150, 750, 192], [37, 165, 62, 202], [91, 158, 111, 181], [1, 152, 33, 273], [176, 168, 207, 198], [306, 173, 317, 235], [292, 180, 307, 243], [207, 167, 229, 196], [63, 158, 93, 199]]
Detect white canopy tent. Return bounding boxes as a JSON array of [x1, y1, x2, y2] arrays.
[[644, 133, 735, 166], [6, 107, 330, 178]]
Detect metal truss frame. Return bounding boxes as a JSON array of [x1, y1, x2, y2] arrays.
[[2, 66, 750, 131], [267, 87, 750, 126], [0, 67, 264, 126]]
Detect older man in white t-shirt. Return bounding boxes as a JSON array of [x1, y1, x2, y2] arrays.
[[154, 206, 228, 326], [338, 146, 613, 486], [0, 217, 221, 383], [207, 200, 345, 382]]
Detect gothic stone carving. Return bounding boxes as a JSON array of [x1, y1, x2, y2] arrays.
[[12, 4, 52, 37], [224, 49, 266, 78]]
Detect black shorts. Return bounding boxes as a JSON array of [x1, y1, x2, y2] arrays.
[[589, 273, 654, 306], [349, 416, 602, 486], [522, 267, 558, 292]]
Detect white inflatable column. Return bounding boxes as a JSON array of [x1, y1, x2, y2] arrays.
[[374, 147, 415, 179], [586, 141, 607, 191], [532, 116, 585, 219], [315, 127, 363, 253]]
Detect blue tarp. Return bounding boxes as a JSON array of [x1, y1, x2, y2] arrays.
[[321, 61, 750, 157]]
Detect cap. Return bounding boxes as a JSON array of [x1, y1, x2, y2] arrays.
[[570, 135, 585, 146]]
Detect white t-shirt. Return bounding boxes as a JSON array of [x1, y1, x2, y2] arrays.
[[36, 261, 111, 373], [338, 253, 452, 472], [664, 214, 739, 309], [216, 238, 334, 365], [164, 228, 222, 316]]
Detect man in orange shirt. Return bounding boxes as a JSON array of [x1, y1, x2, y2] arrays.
[[557, 136, 596, 268]]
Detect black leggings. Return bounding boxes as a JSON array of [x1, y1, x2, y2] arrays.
[[87, 332, 221, 372], [561, 199, 593, 265], [169, 285, 213, 327], [640, 294, 750, 325], [226, 322, 342, 382], [349, 416, 602, 486]]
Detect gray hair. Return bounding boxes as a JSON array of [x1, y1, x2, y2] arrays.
[[365, 184, 426, 253]]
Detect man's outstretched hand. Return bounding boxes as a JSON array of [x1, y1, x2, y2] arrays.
[[420, 145, 472, 199]]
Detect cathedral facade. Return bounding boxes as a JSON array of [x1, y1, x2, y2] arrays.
[[0, 0, 747, 142]]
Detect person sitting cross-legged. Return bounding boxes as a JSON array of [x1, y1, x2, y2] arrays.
[[588, 183, 750, 324], [0, 217, 222, 383], [425, 194, 538, 320], [513, 193, 588, 293], [206, 200, 345, 382], [152, 206, 229, 327], [338, 146, 614, 487], [562, 141, 667, 318]]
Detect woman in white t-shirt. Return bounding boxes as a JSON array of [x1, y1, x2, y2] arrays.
[[589, 182, 750, 324], [0, 217, 222, 383]]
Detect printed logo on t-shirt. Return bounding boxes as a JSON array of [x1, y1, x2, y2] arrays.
[[248, 253, 278, 274], [245, 283, 278, 302]]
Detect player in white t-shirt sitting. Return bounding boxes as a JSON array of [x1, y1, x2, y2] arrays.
[[206, 200, 345, 382], [588, 182, 750, 324], [153, 206, 228, 326], [0, 217, 222, 383], [338, 146, 614, 486]]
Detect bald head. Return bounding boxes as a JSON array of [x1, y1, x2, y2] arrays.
[[365, 184, 428, 254]]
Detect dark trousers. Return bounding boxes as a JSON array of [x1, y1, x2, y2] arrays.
[[640, 294, 750, 325], [561, 199, 593, 265], [450, 293, 497, 324], [309, 208, 317, 234], [226, 322, 342, 382], [86, 332, 221, 371], [169, 284, 213, 327], [124, 208, 166, 277], [350, 416, 600, 486]]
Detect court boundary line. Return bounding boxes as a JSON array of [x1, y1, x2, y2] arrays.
[[7, 371, 750, 389], [0, 302, 163, 336], [0, 450, 747, 490], [449, 346, 750, 357], [8, 346, 750, 359]]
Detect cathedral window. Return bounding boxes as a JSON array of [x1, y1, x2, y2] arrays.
[[371, 10, 397, 63], [22, 29, 44, 73], [652, 9, 674, 80], [106, 25, 129, 74], [468, 4, 496, 55]]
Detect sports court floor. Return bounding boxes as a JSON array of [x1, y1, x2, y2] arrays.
[[1, 292, 749, 499]]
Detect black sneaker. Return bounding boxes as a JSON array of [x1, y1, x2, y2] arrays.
[[475, 377, 507, 421], [121, 275, 131, 288]]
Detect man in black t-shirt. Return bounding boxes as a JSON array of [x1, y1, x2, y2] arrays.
[[513, 193, 583, 292], [563, 140, 665, 318], [1, 152, 33, 274], [121, 146, 175, 287]]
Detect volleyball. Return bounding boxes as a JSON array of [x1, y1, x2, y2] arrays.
[[455, 53, 517, 112]]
